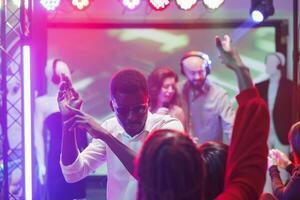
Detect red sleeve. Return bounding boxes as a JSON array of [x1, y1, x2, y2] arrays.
[[216, 87, 270, 200]]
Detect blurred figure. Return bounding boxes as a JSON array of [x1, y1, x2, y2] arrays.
[[148, 67, 185, 126], [256, 52, 300, 192], [34, 59, 87, 200], [179, 51, 235, 144], [198, 142, 228, 200], [268, 121, 300, 200], [136, 129, 204, 200]]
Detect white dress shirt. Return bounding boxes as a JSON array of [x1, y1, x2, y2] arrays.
[[188, 81, 235, 144], [60, 112, 184, 200]]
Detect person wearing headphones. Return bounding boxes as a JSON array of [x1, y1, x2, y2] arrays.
[[256, 52, 300, 193], [34, 59, 87, 200], [179, 51, 235, 144]]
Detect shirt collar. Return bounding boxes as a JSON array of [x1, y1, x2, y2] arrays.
[[117, 111, 152, 141]]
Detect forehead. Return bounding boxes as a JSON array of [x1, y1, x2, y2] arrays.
[[182, 56, 206, 72], [112, 92, 147, 107], [162, 77, 176, 85]]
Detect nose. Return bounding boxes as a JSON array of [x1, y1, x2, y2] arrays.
[[194, 73, 201, 80], [167, 86, 174, 93], [127, 110, 137, 121]]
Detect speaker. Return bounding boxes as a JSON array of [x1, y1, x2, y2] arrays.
[[180, 51, 212, 76]]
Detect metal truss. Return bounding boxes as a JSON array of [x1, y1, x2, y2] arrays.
[[1, 0, 31, 199]]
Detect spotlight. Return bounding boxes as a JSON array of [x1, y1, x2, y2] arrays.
[[175, 0, 197, 10], [250, 0, 274, 23], [148, 0, 170, 11], [40, 0, 60, 11], [122, 0, 141, 10], [72, 0, 90, 10], [203, 0, 224, 10]]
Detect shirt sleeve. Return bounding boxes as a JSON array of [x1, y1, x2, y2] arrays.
[[216, 87, 270, 200], [218, 92, 235, 143], [270, 166, 300, 200], [60, 121, 108, 183]]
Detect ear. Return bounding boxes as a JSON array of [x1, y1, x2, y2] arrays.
[[110, 101, 115, 112]]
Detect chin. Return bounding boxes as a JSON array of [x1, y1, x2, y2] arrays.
[[125, 127, 144, 136]]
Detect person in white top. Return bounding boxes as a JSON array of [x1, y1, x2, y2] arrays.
[[58, 68, 184, 200], [256, 52, 300, 193], [179, 51, 235, 144]]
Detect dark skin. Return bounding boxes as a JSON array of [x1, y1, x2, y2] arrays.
[[58, 75, 145, 178]]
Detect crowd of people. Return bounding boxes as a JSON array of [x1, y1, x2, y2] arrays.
[[34, 34, 300, 200]]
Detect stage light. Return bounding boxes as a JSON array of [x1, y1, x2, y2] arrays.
[[203, 0, 224, 10], [148, 0, 170, 11], [250, 0, 274, 23], [72, 0, 90, 10], [175, 0, 197, 10], [40, 0, 60, 11], [122, 0, 141, 10]]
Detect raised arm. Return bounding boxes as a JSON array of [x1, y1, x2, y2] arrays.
[[216, 35, 253, 92], [216, 34, 269, 200], [64, 105, 138, 177], [58, 75, 82, 166]]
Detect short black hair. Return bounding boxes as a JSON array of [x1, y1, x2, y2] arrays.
[[110, 68, 148, 98]]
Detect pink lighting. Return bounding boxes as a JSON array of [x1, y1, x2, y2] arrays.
[[40, 0, 60, 11], [148, 0, 170, 10], [72, 0, 90, 10], [122, 0, 141, 10]]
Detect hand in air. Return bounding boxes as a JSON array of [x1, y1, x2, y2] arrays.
[[57, 74, 82, 120], [216, 35, 245, 71]]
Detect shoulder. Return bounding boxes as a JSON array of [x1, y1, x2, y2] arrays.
[[147, 112, 184, 132], [209, 82, 227, 94]]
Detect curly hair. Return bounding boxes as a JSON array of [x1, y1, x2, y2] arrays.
[[147, 67, 179, 112], [136, 129, 204, 200], [198, 141, 228, 200], [110, 68, 148, 99], [288, 121, 300, 164]]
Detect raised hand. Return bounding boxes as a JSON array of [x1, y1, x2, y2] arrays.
[[57, 74, 82, 120], [216, 35, 245, 71], [64, 105, 109, 141], [216, 34, 253, 91], [269, 149, 292, 169]]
